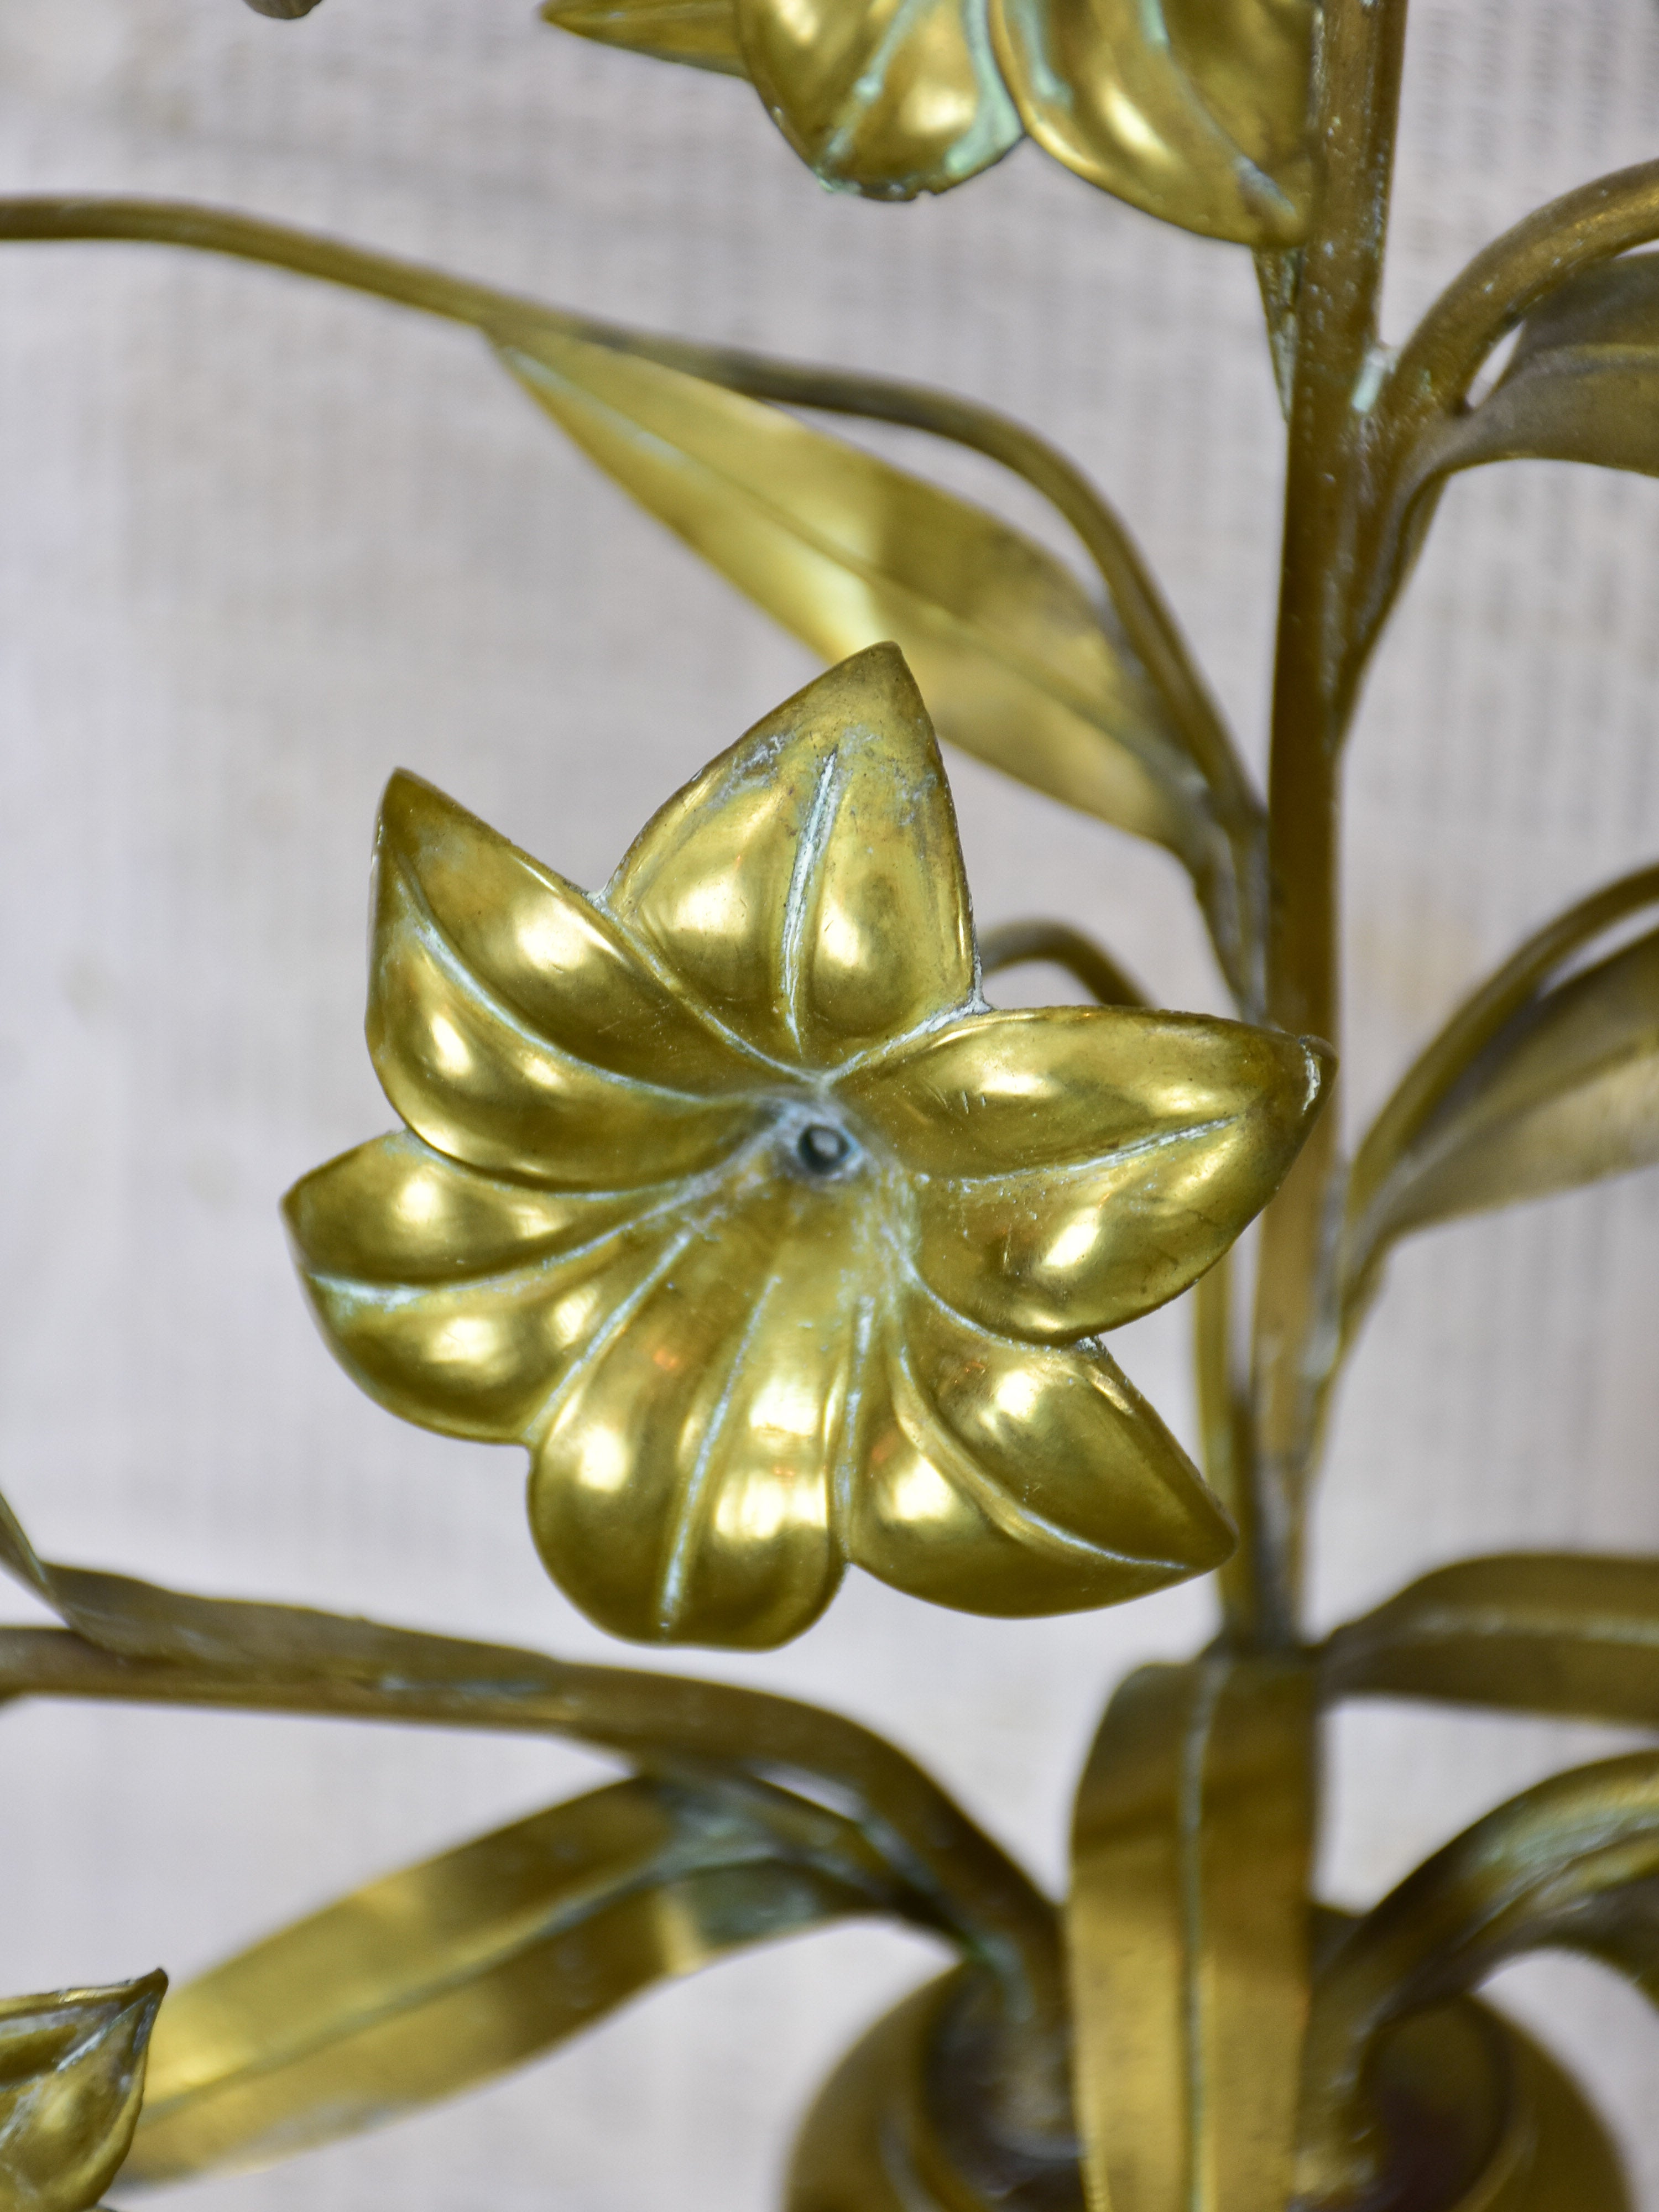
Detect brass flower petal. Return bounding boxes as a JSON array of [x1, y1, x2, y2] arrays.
[[288, 1131, 659, 1284], [846, 1008, 1331, 1339], [529, 1160, 874, 1647], [989, 0, 1314, 246], [845, 1292, 1232, 1615], [288, 1143, 684, 1442], [369, 782, 761, 1188], [735, 0, 1021, 201], [608, 648, 974, 1067], [290, 644, 1330, 1646], [378, 771, 754, 1092]]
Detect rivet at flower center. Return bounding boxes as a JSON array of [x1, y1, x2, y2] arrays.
[[795, 1121, 854, 1176]]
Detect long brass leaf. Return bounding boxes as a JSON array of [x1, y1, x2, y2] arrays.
[[1323, 1553, 1659, 1727], [0, 1481, 1068, 2130], [1366, 925, 1659, 1232], [0, 1976, 167, 2212], [494, 329, 1212, 864], [0, 201, 1262, 1003], [123, 1780, 883, 2184], [1344, 865, 1659, 1307], [1067, 1656, 1316, 2212], [1298, 1752, 1659, 2205]]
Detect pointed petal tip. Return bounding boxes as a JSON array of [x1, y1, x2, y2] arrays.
[[1302, 1032, 1338, 1091], [790, 641, 937, 747], [377, 765, 467, 844]]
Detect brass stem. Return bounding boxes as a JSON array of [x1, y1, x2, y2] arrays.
[[1194, 1253, 1262, 1646], [1247, 0, 1411, 1647]]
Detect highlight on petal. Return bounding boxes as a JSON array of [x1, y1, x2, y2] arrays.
[[990, 0, 1314, 247], [844, 1006, 1329, 1338], [737, 0, 1020, 200], [843, 1291, 1233, 1616], [607, 646, 975, 1070], [529, 1160, 884, 1647], [368, 784, 761, 1187], [286, 1135, 690, 1440], [0, 1974, 167, 2212]]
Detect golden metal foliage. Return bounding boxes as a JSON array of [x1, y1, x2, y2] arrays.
[[7, 0, 1659, 2205]]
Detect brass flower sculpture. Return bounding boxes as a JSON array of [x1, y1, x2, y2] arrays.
[[14, 4, 1659, 2198], [285, 645, 1327, 1647]]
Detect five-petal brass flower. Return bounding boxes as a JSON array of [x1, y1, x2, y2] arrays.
[[286, 645, 1328, 1647]]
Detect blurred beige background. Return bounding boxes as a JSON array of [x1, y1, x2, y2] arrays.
[[0, 0, 1656, 2203]]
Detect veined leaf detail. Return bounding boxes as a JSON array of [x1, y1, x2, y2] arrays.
[[126, 1778, 890, 2184], [1323, 1552, 1659, 1728], [990, 0, 1314, 247], [494, 326, 1235, 950], [1067, 1656, 1315, 2212]]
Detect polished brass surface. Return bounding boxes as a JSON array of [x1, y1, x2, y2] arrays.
[[990, 0, 1315, 244], [536, 0, 1314, 236], [7, 0, 1659, 2201], [0, 1976, 166, 2212], [738, 0, 1021, 199], [541, 0, 750, 77], [126, 1778, 895, 2183], [1068, 1657, 1316, 2212], [286, 644, 1325, 1646], [1322, 1553, 1659, 1726]]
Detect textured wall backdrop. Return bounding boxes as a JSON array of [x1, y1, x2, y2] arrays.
[[1, 1, 1656, 2204]]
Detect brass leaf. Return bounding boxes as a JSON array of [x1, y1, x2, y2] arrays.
[[493, 326, 1221, 892], [1299, 1753, 1659, 2205], [1323, 1553, 1659, 1728], [1432, 253, 1659, 479], [1361, 252, 1659, 674], [124, 1779, 883, 2184], [989, 0, 1315, 246], [1345, 865, 1659, 1302], [0, 1976, 166, 2212], [1067, 1656, 1316, 2212]]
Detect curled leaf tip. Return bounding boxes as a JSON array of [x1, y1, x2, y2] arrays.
[[289, 648, 1322, 1647]]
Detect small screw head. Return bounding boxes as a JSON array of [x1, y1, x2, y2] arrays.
[[795, 1122, 854, 1176]]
